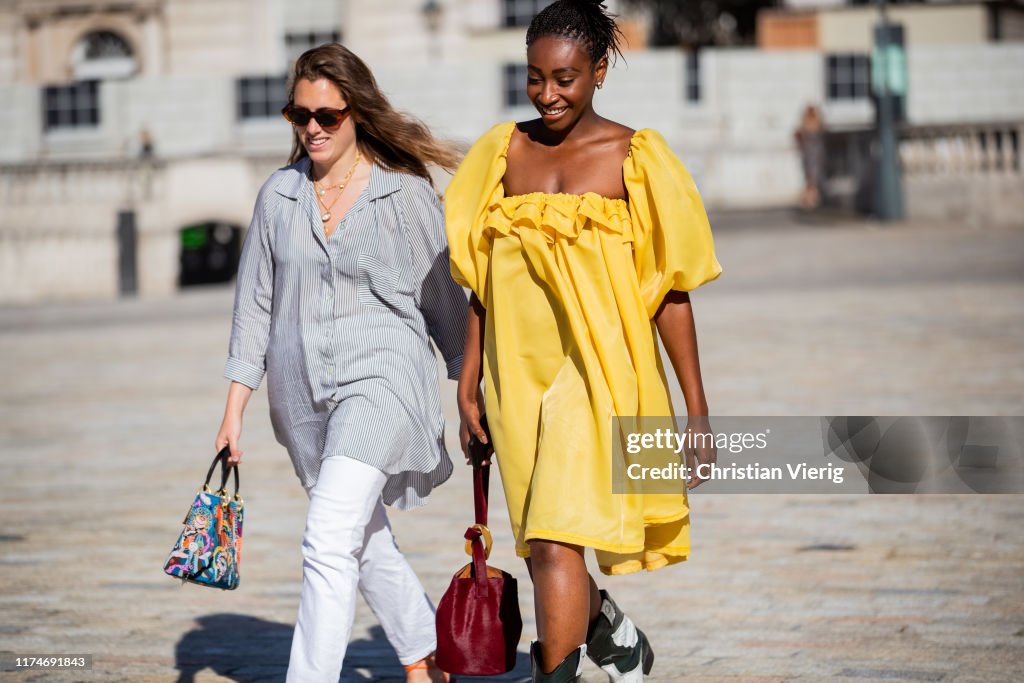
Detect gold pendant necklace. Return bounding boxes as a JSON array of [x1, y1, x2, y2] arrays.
[[315, 151, 363, 224]]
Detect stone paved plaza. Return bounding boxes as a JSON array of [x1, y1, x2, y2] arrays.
[[1, 211, 1022, 682]]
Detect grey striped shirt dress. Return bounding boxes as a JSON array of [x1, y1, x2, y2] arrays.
[[224, 157, 468, 509]]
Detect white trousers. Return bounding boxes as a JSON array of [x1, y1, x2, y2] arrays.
[[286, 456, 437, 682]]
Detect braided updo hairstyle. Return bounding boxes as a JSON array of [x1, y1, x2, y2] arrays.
[[526, 0, 625, 65]]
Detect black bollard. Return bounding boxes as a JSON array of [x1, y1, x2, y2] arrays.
[[117, 210, 138, 297]]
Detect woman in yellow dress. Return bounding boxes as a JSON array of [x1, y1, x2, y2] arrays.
[[445, 2, 721, 681]]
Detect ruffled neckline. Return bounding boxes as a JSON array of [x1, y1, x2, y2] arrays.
[[503, 190, 627, 207], [486, 187, 632, 242], [499, 190, 627, 208]]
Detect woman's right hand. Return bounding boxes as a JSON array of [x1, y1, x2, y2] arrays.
[[457, 386, 489, 465], [216, 381, 254, 465], [215, 413, 244, 465]]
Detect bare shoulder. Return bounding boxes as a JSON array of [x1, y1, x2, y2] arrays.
[[588, 119, 635, 158], [511, 118, 544, 148], [600, 119, 636, 143]]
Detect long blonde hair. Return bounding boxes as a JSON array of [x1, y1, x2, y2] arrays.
[[286, 44, 459, 180]]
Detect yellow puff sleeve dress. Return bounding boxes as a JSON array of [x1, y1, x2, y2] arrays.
[[445, 122, 721, 575]]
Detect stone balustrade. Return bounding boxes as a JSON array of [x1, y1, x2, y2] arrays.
[[899, 121, 1022, 176]]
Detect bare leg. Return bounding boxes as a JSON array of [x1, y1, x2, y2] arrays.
[[525, 540, 601, 673]]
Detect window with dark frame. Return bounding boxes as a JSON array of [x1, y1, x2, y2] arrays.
[[285, 30, 341, 64], [503, 63, 531, 108], [685, 50, 701, 103], [43, 81, 100, 130], [503, 0, 554, 28], [826, 53, 871, 101], [236, 75, 288, 121]]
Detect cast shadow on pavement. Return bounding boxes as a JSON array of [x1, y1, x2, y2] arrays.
[[173, 614, 391, 682], [173, 613, 532, 682]]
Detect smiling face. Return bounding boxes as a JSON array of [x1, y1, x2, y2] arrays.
[[526, 36, 607, 133], [291, 78, 358, 173]]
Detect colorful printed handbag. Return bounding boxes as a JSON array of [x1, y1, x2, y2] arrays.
[[163, 447, 243, 590]]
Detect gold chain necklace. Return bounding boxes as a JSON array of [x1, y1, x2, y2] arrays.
[[314, 151, 362, 224]]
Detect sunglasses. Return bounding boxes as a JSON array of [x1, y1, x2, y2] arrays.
[[281, 105, 352, 130]]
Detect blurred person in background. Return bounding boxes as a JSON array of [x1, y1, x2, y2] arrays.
[[795, 103, 826, 209], [446, 1, 720, 681], [139, 127, 154, 159], [214, 43, 466, 683]]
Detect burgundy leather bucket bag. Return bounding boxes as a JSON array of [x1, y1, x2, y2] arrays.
[[435, 420, 522, 675]]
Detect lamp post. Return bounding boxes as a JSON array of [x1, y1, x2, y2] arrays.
[[874, 0, 905, 221]]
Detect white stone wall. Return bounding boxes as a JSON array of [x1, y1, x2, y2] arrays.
[[373, 59, 503, 143], [0, 155, 277, 302], [2, 41, 1021, 184], [0, 8, 17, 84], [344, 0, 451, 65], [0, 83, 41, 162], [698, 49, 822, 208], [282, 0, 346, 34], [164, 0, 281, 76], [908, 44, 1024, 124], [0, 162, 131, 301]]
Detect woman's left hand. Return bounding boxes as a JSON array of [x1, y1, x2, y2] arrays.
[[684, 417, 717, 489]]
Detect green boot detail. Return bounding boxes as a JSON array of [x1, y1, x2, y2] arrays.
[[531, 641, 586, 683], [585, 590, 654, 682]]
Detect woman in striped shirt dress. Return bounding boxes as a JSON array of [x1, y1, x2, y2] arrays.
[[214, 44, 466, 683]]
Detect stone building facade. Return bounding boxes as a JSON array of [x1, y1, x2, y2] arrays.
[[0, 0, 1021, 301]]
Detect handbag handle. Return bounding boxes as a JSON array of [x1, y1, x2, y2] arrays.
[[466, 415, 494, 593], [202, 446, 241, 500], [468, 414, 492, 526]]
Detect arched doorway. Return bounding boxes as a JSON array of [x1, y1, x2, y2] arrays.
[[178, 221, 242, 287]]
